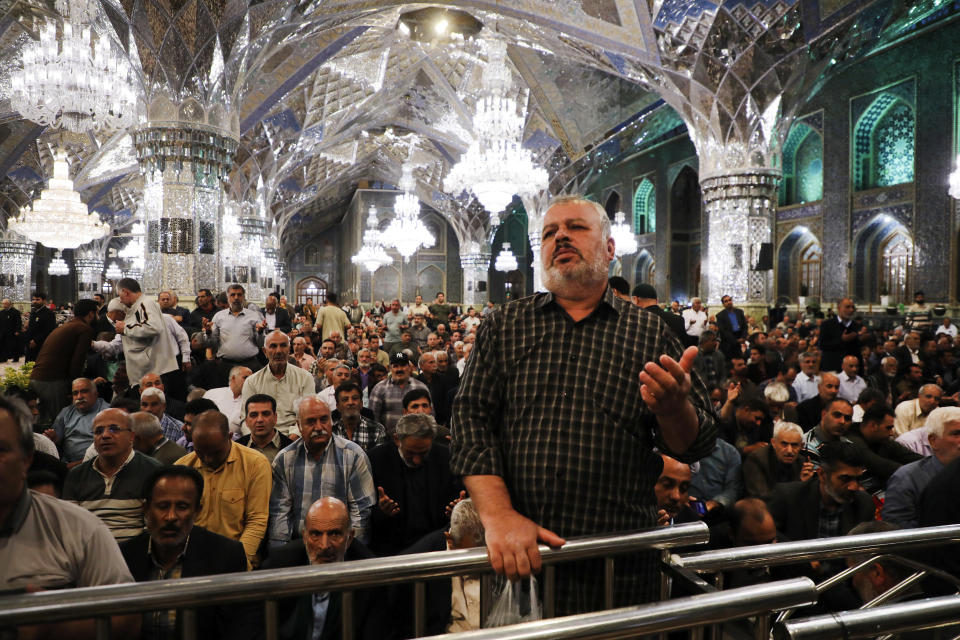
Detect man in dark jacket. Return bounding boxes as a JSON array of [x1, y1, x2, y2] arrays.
[[765, 441, 874, 542], [24, 291, 56, 361], [715, 294, 748, 361], [368, 413, 463, 556], [819, 298, 864, 374], [0, 297, 22, 362], [120, 465, 261, 640], [847, 404, 922, 493], [742, 422, 814, 498], [632, 283, 688, 344], [260, 497, 391, 640]]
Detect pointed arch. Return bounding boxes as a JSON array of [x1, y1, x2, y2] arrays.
[[296, 277, 327, 307], [633, 249, 655, 287], [780, 121, 823, 205], [852, 215, 914, 303], [777, 227, 822, 302], [853, 94, 915, 190], [417, 264, 445, 299], [633, 178, 655, 234]]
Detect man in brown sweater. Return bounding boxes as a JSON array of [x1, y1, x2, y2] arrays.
[[29, 299, 99, 425]]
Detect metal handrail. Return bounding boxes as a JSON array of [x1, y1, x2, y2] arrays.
[[0, 522, 710, 629], [672, 524, 960, 572], [773, 594, 960, 640], [421, 578, 818, 639]]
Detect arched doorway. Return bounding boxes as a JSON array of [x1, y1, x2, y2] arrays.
[[633, 249, 655, 288], [777, 227, 822, 303], [296, 277, 327, 308], [852, 215, 914, 304], [669, 166, 701, 302]]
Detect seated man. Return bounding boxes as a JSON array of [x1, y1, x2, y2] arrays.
[[63, 408, 162, 541], [270, 396, 376, 545], [237, 394, 292, 464], [765, 441, 874, 542], [331, 381, 388, 451], [368, 413, 463, 555], [796, 373, 840, 432], [177, 397, 218, 452], [717, 498, 780, 588], [655, 453, 696, 526], [317, 363, 352, 411], [140, 387, 185, 445], [260, 497, 390, 640], [801, 398, 854, 470], [0, 395, 137, 637], [47, 377, 109, 464], [894, 383, 941, 436], [120, 466, 260, 640], [130, 410, 187, 465], [883, 406, 960, 527], [175, 410, 271, 568], [742, 422, 814, 498], [688, 437, 742, 522], [203, 365, 252, 435], [847, 404, 922, 493], [138, 373, 187, 421]]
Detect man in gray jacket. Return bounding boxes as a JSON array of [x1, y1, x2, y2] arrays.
[[114, 278, 178, 388]]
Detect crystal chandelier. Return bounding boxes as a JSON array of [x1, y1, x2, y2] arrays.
[[105, 261, 124, 279], [8, 149, 109, 249], [611, 211, 638, 257], [950, 155, 960, 199], [9, 0, 138, 134], [444, 38, 548, 221], [385, 163, 435, 261], [49, 250, 70, 275], [494, 242, 518, 272], [352, 205, 393, 272]]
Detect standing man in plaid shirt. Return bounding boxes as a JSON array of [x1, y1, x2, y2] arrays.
[[451, 195, 717, 615]]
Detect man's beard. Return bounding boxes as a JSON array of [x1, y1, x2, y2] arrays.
[[542, 242, 609, 297], [230, 302, 243, 312]]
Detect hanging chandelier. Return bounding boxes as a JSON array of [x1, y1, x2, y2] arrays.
[[385, 163, 435, 261], [611, 211, 638, 256], [352, 205, 393, 272], [444, 38, 548, 221], [104, 261, 123, 279], [494, 242, 518, 272], [9, 0, 138, 134], [8, 149, 109, 249], [49, 250, 70, 275]]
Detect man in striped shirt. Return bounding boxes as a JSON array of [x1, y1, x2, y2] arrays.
[[63, 408, 162, 541], [269, 395, 376, 546]]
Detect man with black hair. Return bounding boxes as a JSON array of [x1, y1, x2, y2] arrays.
[[765, 440, 873, 542], [24, 291, 56, 361], [847, 404, 921, 492], [189, 288, 218, 334], [317, 291, 350, 341], [115, 278, 179, 387], [237, 393, 292, 463], [178, 397, 219, 451], [120, 465, 261, 639], [632, 283, 689, 345], [332, 381, 388, 451], [607, 276, 630, 300], [29, 298, 99, 425]]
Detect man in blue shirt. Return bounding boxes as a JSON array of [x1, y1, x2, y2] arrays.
[[883, 406, 960, 527], [47, 378, 109, 464], [716, 294, 748, 361]]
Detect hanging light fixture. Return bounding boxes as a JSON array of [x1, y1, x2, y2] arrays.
[[610, 211, 638, 257], [494, 242, 518, 272], [445, 38, 548, 221], [104, 261, 124, 280], [384, 162, 435, 261], [49, 250, 70, 275], [9, 0, 138, 134], [8, 149, 109, 249], [352, 205, 393, 272]]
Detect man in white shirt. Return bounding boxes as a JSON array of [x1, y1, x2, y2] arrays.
[[204, 366, 253, 435], [792, 351, 821, 403], [935, 317, 958, 339], [318, 363, 353, 412], [894, 384, 942, 436], [682, 298, 709, 341], [837, 355, 867, 404]]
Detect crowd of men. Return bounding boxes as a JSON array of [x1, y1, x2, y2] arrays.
[[2, 195, 959, 637]]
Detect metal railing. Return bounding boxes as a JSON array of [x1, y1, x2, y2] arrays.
[[0, 522, 710, 640], [421, 577, 818, 640], [671, 524, 960, 572], [773, 594, 960, 640]]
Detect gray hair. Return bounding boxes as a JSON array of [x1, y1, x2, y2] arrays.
[[130, 411, 162, 438], [545, 195, 611, 241], [72, 377, 95, 390], [773, 422, 803, 440], [925, 406, 960, 439], [919, 383, 943, 397], [294, 394, 326, 422], [106, 297, 128, 314], [394, 413, 437, 440], [0, 394, 35, 458], [265, 329, 290, 346], [764, 382, 790, 404], [141, 387, 166, 404], [881, 356, 898, 366], [228, 366, 248, 381], [800, 351, 819, 361], [449, 498, 485, 546]]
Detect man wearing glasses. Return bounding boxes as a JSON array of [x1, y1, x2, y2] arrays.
[[63, 408, 162, 541]]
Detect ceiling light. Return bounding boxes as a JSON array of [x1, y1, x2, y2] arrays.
[[49, 251, 70, 276], [495, 243, 519, 272], [434, 18, 449, 35], [352, 205, 393, 272], [611, 211, 638, 256], [384, 162, 435, 261]]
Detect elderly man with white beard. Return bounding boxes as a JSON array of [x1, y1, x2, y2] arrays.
[[451, 194, 717, 615]]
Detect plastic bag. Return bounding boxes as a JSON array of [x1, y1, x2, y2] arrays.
[[484, 576, 542, 627]]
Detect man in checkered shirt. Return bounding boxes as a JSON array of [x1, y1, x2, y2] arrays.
[[451, 195, 717, 615]]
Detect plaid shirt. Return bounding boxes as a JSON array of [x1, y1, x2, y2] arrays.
[[450, 288, 717, 613], [159, 413, 184, 444], [369, 377, 429, 434], [268, 436, 376, 545], [332, 416, 389, 451]]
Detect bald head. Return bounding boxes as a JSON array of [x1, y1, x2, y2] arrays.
[[302, 497, 353, 565]]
